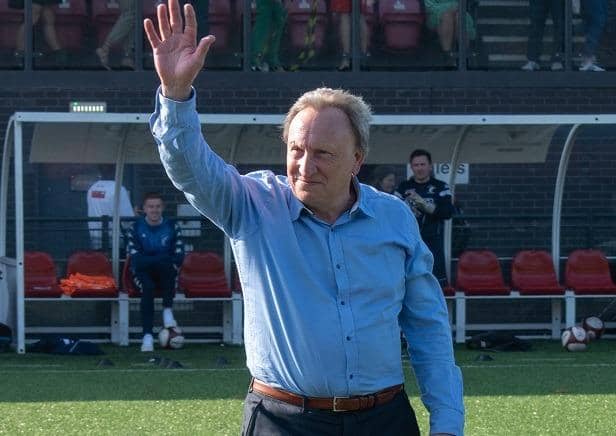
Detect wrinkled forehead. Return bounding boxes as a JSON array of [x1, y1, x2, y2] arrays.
[[287, 106, 356, 148]]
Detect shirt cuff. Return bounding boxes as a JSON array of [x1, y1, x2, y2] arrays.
[[430, 408, 464, 436], [154, 86, 198, 129]]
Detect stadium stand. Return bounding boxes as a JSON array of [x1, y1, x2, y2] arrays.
[[0, 0, 22, 50], [179, 251, 232, 298], [91, 0, 122, 49], [378, 0, 424, 51], [52, 0, 88, 51], [284, 0, 328, 51], [24, 251, 62, 298], [142, 0, 156, 22], [208, 0, 233, 52]]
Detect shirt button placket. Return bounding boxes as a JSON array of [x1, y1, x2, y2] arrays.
[[330, 225, 356, 390]]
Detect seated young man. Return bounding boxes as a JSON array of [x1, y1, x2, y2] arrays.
[[126, 192, 185, 352]]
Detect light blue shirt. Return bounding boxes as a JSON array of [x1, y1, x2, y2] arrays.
[[150, 89, 464, 435]]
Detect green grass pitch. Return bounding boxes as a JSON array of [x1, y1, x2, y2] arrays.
[[1, 340, 616, 435]]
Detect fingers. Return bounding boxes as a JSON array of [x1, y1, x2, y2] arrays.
[[195, 35, 217, 60], [169, 0, 183, 35], [183, 3, 197, 41], [143, 18, 161, 49], [157, 2, 171, 40]]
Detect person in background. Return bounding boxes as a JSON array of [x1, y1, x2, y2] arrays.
[[369, 165, 397, 194], [331, 0, 374, 71], [521, 0, 564, 71], [86, 178, 135, 250], [10, 0, 65, 62], [579, 0, 608, 71], [250, 0, 287, 72], [424, 0, 476, 63], [397, 149, 454, 286], [96, 0, 137, 70], [143, 2, 463, 433], [126, 192, 184, 352]]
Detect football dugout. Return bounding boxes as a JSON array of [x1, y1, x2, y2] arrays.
[[2, 111, 616, 353]]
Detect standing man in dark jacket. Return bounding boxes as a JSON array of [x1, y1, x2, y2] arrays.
[[127, 192, 185, 352], [397, 149, 454, 286]]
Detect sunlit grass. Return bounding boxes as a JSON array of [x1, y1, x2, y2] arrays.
[[1, 340, 615, 435]]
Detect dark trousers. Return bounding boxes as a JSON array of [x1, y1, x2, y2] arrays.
[[423, 233, 447, 286], [250, 0, 287, 66], [132, 261, 177, 335], [526, 0, 564, 62], [581, 0, 608, 58], [241, 389, 420, 436]]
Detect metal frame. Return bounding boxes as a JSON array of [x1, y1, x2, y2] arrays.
[[4, 112, 616, 353]]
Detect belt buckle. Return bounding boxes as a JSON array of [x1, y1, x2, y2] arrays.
[[332, 396, 350, 412]]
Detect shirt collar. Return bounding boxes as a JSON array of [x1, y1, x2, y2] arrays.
[[288, 176, 376, 221]]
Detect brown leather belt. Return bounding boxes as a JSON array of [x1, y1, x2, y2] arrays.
[[249, 378, 403, 412]]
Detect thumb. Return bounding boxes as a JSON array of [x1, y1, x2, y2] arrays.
[[195, 35, 216, 61]]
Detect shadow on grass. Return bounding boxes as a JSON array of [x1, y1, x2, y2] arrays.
[[2, 340, 616, 402]]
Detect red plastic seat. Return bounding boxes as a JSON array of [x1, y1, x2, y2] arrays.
[[24, 251, 62, 298], [179, 251, 232, 298], [565, 249, 616, 295], [52, 0, 87, 51], [378, 0, 424, 51], [284, 0, 327, 51], [441, 284, 455, 297], [511, 250, 565, 295], [455, 250, 509, 296], [91, 0, 121, 47], [208, 1, 232, 51], [0, 0, 23, 50], [65, 251, 118, 297]]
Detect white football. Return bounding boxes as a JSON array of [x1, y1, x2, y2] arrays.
[[561, 326, 588, 352], [582, 316, 605, 340], [158, 327, 185, 349]]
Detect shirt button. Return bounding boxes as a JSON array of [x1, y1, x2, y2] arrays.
[[346, 336, 351, 341], [336, 264, 341, 269], [349, 374, 354, 379], [340, 301, 345, 305]]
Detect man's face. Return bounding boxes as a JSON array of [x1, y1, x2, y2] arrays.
[[411, 155, 432, 183], [286, 106, 364, 217], [143, 198, 164, 224]]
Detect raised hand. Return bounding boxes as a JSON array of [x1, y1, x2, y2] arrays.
[[143, 0, 215, 101]]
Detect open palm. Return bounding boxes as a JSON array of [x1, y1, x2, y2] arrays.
[[144, 0, 215, 100]]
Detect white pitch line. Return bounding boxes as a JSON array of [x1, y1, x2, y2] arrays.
[[461, 363, 616, 369], [2, 364, 63, 368], [401, 362, 616, 369]]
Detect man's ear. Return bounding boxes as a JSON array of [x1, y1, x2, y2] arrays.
[[353, 150, 365, 175]]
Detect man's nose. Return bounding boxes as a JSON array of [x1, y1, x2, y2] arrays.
[[298, 154, 316, 176]]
